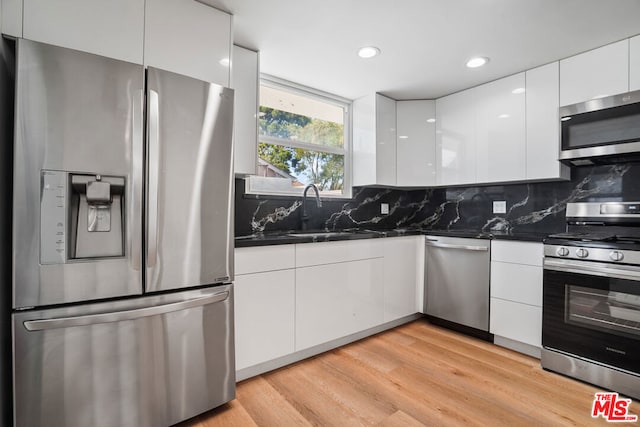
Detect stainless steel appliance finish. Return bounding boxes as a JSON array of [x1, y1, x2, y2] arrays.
[[145, 67, 234, 292], [424, 236, 491, 332], [13, 39, 144, 308], [542, 202, 640, 400], [10, 39, 236, 427], [13, 286, 234, 427], [559, 89, 640, 166]]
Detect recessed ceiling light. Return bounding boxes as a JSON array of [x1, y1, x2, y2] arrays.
[[398, 135, 409, 139], [498, 113, 510, 119], [512, 87, 525, 94], [358, 46, 381, 59], [466, 56, 489, 68], [426, 118, 436, 123]]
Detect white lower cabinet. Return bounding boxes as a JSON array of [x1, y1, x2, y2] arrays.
[[383, 236, 421, 321], [296, 258, 384, 351], [490, 240, 543, 356], [234, 269, 295, 370]]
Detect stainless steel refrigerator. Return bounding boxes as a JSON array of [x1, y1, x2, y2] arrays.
[[11, 39, 235, 427]]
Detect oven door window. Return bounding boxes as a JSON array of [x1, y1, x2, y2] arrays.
[[566, 285, 640, 340]]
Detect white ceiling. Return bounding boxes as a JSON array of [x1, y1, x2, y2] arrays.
[[203, 0, 640, 101]]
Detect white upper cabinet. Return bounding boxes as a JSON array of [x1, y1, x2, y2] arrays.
[[631, 35, 640, 92], [526, 62, 569, 181], [20, 0, 145, 63], [2, 0, 22, 37], [560, 39, 629, 106], [475, 73, 526, 183], [353, 93, 397, 186], [232, 45, 259, 176], [396, 100, 436, 187], [436, 88, 477, 186], [144, 0, 232, 86]]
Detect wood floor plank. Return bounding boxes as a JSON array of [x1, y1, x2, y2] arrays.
[[182, 320, 639, 426]]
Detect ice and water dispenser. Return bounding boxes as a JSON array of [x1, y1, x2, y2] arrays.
[[40, 170, 125, 264]]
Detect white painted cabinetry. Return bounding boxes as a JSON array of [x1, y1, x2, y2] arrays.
[[232, 45, 259, 176], [295, 240, 385, 350], [631, 35, 640, 92], [383, 236, 422, 321], [234, 245, 295, 371], [396, 100, 436, 186], [490, 240, 543, 357], [525, 62, 569, 181], [435, 88, 477, 186], [560, 39, 629, 106], [475, 73, 526, 183], [144, 0, 232, 85], [20, 0, 145, 63], [353, 93, 397, 186]]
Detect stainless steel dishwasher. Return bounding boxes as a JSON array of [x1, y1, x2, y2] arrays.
[[424, 235, 491, 337]]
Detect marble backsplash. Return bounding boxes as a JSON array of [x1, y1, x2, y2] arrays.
[[234, 162, 640, 237]]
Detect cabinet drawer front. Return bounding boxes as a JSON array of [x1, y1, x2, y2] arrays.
[[491, 241, 543, 266], [235, 245, 295, 275], [490, 298, 541, 348], [490, 262, 542, 306], [295, 239, 383, 267]]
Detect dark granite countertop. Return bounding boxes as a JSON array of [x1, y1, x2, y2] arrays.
[[235, 228, 549, 247]]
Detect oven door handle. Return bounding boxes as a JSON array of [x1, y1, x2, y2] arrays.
[[544, 258, 640, 281]]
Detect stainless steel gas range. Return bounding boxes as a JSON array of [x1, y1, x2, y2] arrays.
[[542, 202, 640, 400]]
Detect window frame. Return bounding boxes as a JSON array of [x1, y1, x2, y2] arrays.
[[245, 74, 353, 199]]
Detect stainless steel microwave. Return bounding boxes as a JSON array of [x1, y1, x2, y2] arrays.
[[559, 89, 640, 166]]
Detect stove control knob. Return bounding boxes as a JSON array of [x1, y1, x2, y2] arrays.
[[610, 251, 624, 262], [556, 247, 570, 257], [576, 248, 589, 258]]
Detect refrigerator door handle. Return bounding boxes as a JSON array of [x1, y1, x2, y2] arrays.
[[147, 89, 160, 268], [131, 89, 144, 271], [22, 290, 230, 331]]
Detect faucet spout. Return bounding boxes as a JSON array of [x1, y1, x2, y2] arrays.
[[301, 184, 322, 230]]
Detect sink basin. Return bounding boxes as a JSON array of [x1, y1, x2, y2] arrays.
[[287, 231, 355, 238]]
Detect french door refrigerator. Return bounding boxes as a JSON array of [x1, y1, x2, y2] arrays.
[[11, 39, 235, 427]]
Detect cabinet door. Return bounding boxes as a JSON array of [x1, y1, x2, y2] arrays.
[[232, 46, 259, 176], [475, 73, 526, 183], [2, 0, 23, 37], [22, 0, 144, 63], [234, 269, 295, 370], [490, 298, 541, 348], [375, 94, 397, 186], [144, 0, 231, 85], [560, 39, 629, 106], [352, 94, 377, 186], [526, 62, 569, 181], [396, 100, 436, 186], [436, 88, 476, 185], [383, 237, 419, 322], [296, 259, 384, 351], [631, 35, 640, 92], [491, 262, 542, 306]]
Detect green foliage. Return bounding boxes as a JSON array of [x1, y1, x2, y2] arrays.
[[258, 107, 345, 191]]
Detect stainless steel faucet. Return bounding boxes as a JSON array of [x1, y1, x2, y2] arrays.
[[301, 184, 322, 230]]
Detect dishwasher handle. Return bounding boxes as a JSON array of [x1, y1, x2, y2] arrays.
[[425, 241, 489, 252]]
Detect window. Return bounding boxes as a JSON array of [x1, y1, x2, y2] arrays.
[[246, 76, 351, 198]]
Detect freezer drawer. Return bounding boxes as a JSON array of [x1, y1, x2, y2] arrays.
[[12, 285, 235, 427]]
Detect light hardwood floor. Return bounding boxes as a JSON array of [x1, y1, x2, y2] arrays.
[[179, 319, 639, 426]]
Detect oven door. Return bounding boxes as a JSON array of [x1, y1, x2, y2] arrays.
[[543, 258, 640, 374]]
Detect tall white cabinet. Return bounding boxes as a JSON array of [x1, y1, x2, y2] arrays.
[[435, 88, 477, 185], [475, 73, 526, 183], [353, 93, 397, 186], [396, 100, 436, 187], [631, 35, 640, 92], [232, 45, 259, 176], [526, 62, 570, 181]]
